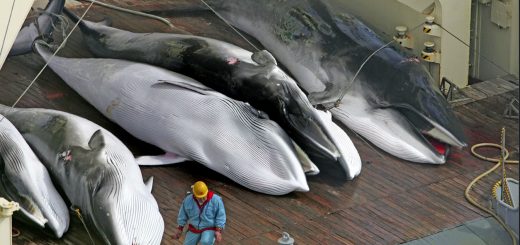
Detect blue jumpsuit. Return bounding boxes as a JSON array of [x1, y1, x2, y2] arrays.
[[178, 192, 226, 245]]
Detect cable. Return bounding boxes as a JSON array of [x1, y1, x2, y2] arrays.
[[335, 21, 425, 105], [0, 0, 96, 124], [468, 142, 518, 245], [81, 0, 175, 29], [73, 208, 95, 245], [199, 0, 260, 51], [435, 22, 511, 77], [32, 8, 71, 43], [336, 39, 395, 103]]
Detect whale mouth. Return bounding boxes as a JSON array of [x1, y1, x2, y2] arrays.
[[286, 112, 339, 160], [422, 118, 467, 148], [281, 82, 339, 161], [423, 134, 450, 158], [395, 107, 460, 162], [396, 105, 467, 149]]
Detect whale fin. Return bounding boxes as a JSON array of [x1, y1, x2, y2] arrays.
[[251, 50, 277, 66], [136, 152, 188, 166], [145, 176, 154, 192], [88, 130, 106, 150], [153, 80, 213, 95]]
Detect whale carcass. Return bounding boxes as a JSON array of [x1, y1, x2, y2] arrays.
[[8, 0, 65, 56], [62, 9, 362, 179], [0, 105, 164, 245], [205, 0, 467, 164], [0, 114, 69, 237], [35, 42, 311, 195]]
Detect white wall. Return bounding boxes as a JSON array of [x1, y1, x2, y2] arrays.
[[476, 0, 519, 81], [510, 0, 519, 77], [436, 0, 472, 88], [0, 0, 35, 71]]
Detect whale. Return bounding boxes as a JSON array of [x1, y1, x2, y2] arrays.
[[0, 114, 69, 237], [34, 41, 312, 195], [0, 105, 164, 244], [61, 8, 353, 165], [9, 0, 65, 56], [202, 0, 467, 164]]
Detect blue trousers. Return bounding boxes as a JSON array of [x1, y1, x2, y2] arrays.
[[184, 230, 215, 245]]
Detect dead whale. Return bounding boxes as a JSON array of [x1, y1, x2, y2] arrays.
[[0, 105, 164, 244], [204, 0, 467, 164]]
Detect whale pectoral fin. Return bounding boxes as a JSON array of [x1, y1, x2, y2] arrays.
[[292, 141, 320, 175], [145, 176, 154, 192], [251, 50, 278, 66], [153, 80, 212, 95], [136, 152, 188, 166]]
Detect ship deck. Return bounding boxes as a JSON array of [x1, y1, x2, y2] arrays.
[[1, 1, 518, 244]]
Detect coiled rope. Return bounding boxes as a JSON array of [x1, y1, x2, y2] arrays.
[[467, 129, 518, 245]]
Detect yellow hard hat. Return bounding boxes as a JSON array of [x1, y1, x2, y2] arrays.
[[192, 181, 208, 198]]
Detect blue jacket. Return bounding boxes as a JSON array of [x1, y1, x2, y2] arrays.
[[178, 192, 226, 230]]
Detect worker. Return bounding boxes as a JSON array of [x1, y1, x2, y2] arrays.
[[174, 181, 226, 245]]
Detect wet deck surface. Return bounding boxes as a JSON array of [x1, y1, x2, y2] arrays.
[[1, 1, 519, 244]]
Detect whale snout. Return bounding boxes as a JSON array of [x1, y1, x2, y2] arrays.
[[232, 118, 310, 195], [91, 190, 164, 245]]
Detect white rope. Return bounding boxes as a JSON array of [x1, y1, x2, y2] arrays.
[[0, 1, 97, 123], [199, 0, 260, 51], [82, 0, 175, 29], [435, 22, 510, 76], [336, 21, 424, 105], [32, 8, 71, 43]]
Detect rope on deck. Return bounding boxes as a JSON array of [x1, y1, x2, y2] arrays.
[[0, 0, 97, 123], [81, 0, 175, 29], [467, 127, 518, 245]]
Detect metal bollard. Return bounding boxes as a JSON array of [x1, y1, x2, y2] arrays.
[[0, 198, 20, 245], [278, 232, 294, 245]]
